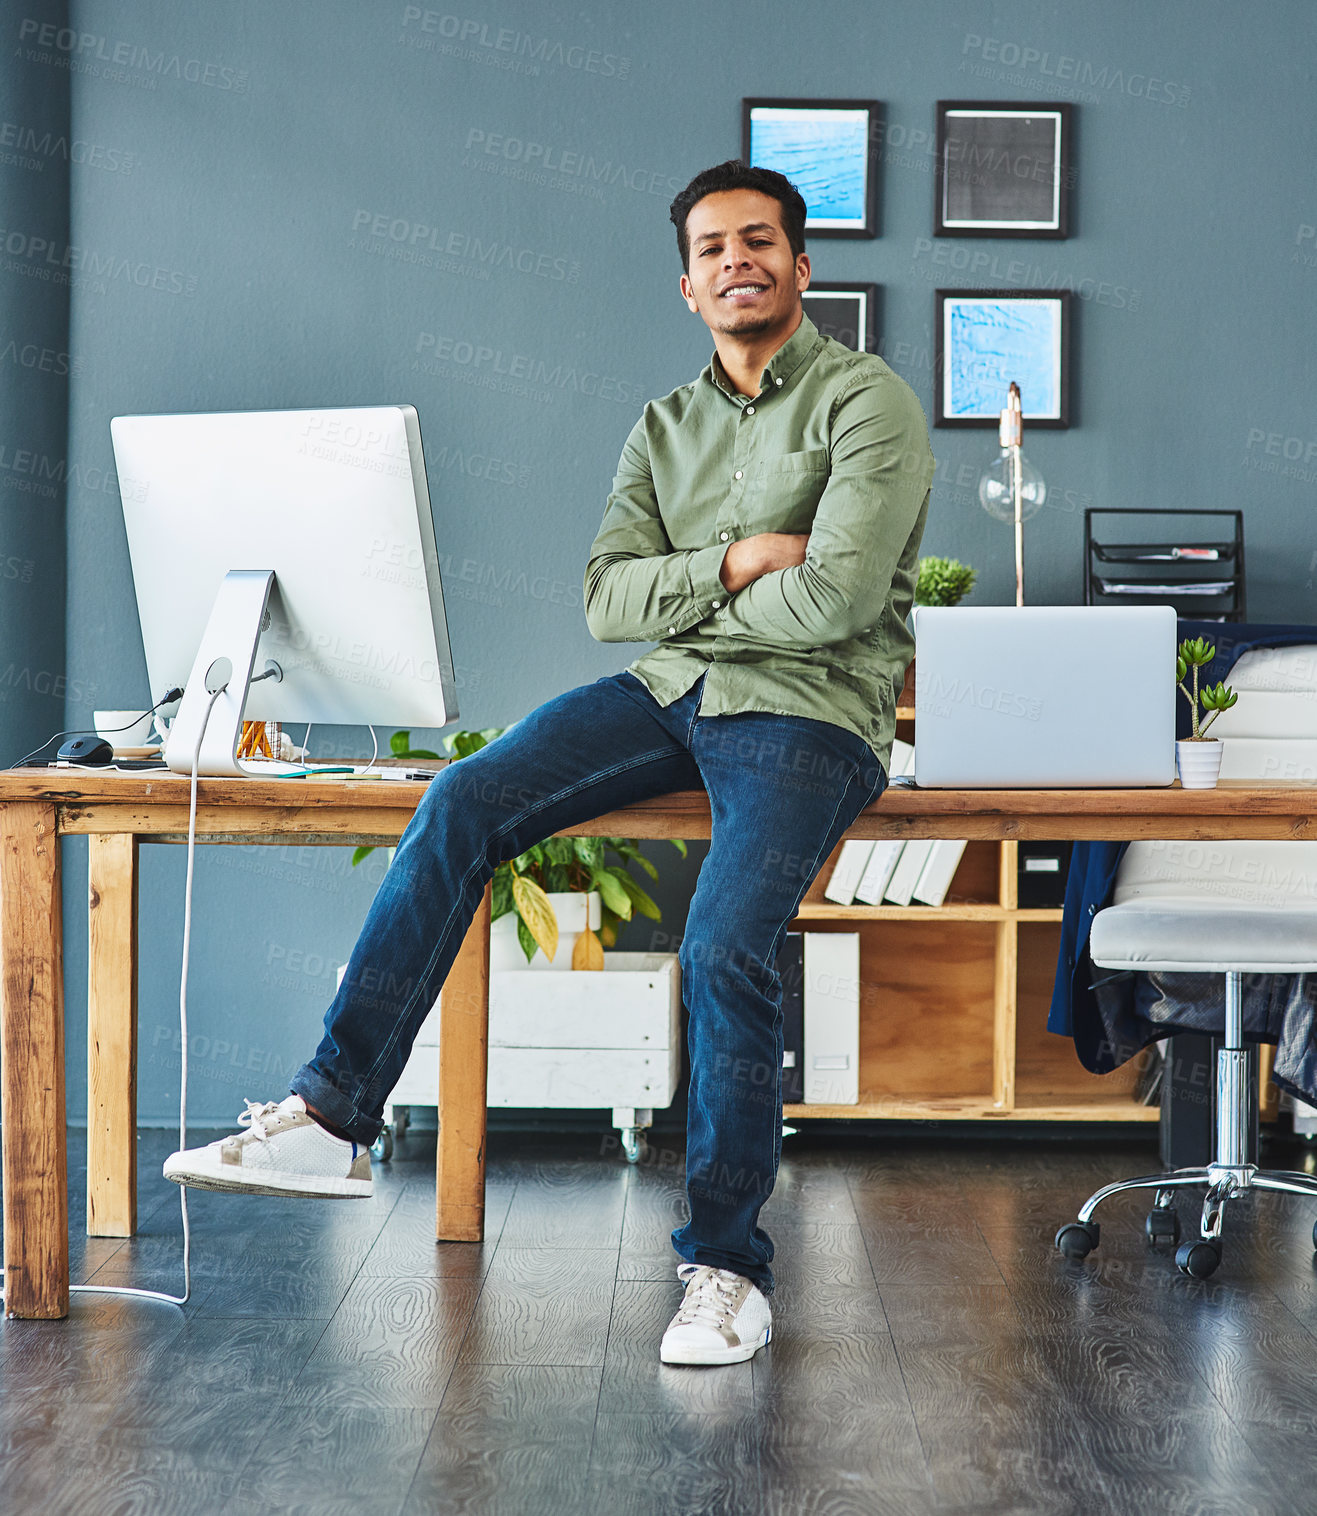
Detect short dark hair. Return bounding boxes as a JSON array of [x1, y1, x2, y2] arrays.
[[668, 159, 808, 274]]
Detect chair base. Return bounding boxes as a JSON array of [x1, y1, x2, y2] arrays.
[[1056, 1164, 1317, 1279], [1055, 970, 1317, 1278]]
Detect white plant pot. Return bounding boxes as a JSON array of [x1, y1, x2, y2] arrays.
[[1176, 739, 1223, 789], [489, 889, 603, 972]]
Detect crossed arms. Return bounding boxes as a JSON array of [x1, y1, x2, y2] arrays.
[[583, 371, 933, 650]]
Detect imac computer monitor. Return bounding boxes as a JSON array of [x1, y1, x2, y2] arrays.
[[110, 404, 459, 776]]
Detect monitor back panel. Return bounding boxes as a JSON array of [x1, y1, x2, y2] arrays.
[[110, 405, 458, 728], [913, 606, 1177, 788]]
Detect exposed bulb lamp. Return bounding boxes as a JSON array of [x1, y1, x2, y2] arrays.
[[977, 382, 1046, 606]]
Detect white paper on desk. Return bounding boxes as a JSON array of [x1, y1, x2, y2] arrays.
[[888, 736, 915, 776], [1100, 580, 1235, 596]]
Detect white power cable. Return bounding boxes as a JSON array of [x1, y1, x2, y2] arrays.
[[0, 682, 226, 1314], [295, 723, 375, 771]]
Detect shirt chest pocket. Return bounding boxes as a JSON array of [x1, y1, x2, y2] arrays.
[[743, 448, 830, 532]]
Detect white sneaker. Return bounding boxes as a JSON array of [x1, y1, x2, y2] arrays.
[[162, 1095, 373, 1198], [660, 1264, 773, 1366]]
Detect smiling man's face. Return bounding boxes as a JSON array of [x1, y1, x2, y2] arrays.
[[679, 188, 810, 343]]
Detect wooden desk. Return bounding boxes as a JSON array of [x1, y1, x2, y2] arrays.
[[3, 769, 1315, 1318]]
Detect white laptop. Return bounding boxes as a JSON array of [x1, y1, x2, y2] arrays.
[[912, 606, 1177, 788]]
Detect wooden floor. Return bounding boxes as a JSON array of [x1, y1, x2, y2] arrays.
[[4, 1126, 1317, 1515]]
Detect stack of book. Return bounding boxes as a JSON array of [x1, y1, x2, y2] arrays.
[[822, 739, 969, 908]]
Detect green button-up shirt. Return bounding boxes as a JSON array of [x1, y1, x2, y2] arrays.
[[582, 312, 934, 774]]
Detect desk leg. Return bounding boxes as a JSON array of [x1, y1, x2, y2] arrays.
[[87, 832, 138, 1238], [436, 881, 490, 1242], [992, 918, 1018, 1112], [0, 801, 68, 1318]]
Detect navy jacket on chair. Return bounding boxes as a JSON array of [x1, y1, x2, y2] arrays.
[[1047, 619, 1317, 1103]]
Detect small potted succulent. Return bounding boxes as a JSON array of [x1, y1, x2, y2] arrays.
[[1175, 637, 1238, 788]]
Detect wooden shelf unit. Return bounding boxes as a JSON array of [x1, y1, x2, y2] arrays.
[[782, 707, 1153, 1126]]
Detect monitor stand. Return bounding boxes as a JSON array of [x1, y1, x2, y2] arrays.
[[165, 569, 287, 777]]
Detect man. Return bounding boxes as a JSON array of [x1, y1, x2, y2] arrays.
[[165, 159, 934, 1367]]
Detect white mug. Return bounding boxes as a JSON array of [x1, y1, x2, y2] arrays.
[[93, 709, 158, 748]]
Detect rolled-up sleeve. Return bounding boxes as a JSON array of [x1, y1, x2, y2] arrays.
[[714, 374, 933, 648], [583, 414, 729, 643]]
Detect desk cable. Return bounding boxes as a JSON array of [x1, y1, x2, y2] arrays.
[[290, 723, 375, 771], [7, 687, 185, 770], [0, 680, 226, 1314]]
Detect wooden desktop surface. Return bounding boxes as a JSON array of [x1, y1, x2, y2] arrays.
[[4, 766, 1317, 838], [3, 767, 1315, 1318]]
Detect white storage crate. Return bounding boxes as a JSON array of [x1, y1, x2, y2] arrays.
[[380, 952, 682, 1161]]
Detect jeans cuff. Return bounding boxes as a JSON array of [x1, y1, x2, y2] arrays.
[[674, 1248, 775, 1297], [288, 1065, 382, 1146]]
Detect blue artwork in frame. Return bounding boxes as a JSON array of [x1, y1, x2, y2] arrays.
[[934, 289, 1072, 428], [742, 98, 881, 238]]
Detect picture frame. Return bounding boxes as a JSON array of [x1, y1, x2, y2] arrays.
[[934, 101, 1072, 238], [934, 289, 1072, 429], [742, 98, 882, 238], [802, 282, 880, 353]]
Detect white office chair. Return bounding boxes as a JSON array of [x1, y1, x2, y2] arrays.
[[1055, 836, 1317, 1277], [1212, 641, 1317, 782]]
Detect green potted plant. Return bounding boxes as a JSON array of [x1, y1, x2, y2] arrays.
[[1175, 637, 1238, 788], [902, 556, 978, 705], [355, 728, 686, 968], [914, 555, 978, 609]]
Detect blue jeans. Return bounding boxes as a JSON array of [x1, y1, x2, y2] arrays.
[[290, 669, 887, 1295]]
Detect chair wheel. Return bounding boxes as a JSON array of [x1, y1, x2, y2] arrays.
[[1311, 1217, 1317, 1253], [371, 1126, 394, 1163], [1176, 1239, 1221, 1279], [1146, 1207, 1181, 1247], [1055, 1221, 1100, 1260]]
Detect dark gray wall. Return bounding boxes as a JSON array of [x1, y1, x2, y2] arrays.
[[7, 0, 1314, 1124], [0, 0, 70, 766]]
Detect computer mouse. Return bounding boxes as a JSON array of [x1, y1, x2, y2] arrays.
[[56, 736, 115, 765]]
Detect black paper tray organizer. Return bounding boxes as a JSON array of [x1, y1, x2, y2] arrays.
[[1083, 508, 1246, 623]]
